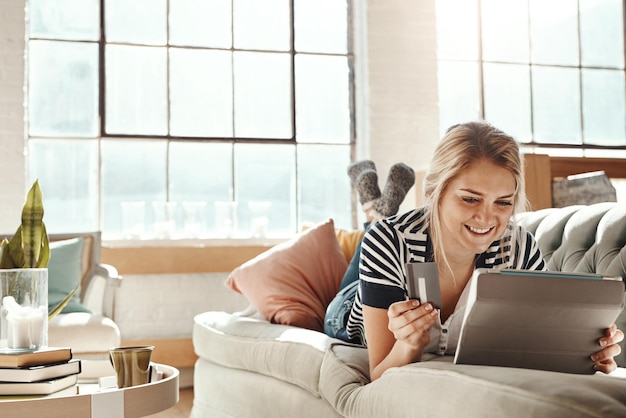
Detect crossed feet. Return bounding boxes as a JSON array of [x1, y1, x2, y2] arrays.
[[347, 160, 416, 222]]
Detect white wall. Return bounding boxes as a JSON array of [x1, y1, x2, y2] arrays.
[[355, 0, 439, 213], [0, 0, 27, 233], [0, 0, 440, 229]]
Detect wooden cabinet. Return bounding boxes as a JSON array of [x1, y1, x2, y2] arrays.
[[523, 155, 626, 210]]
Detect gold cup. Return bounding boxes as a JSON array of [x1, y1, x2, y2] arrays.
[[109, 345, 154, 388]]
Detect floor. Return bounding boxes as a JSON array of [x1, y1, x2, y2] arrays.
[[147, 387, 193, 418]]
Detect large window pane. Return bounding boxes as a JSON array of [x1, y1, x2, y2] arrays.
[[233, 0, 290, 51], [169, 0, 232, 48], [106, 45, 168, 135], [28, 139, 99, 233], [529, 0, 579, 66], [298, 144, 351, 230], [234, 52, 292, 138], [234, 144, 296, 236], [436, 0, 480, 60], [580, 0, 625, 68], [101, 140, 167, 237], [28, 41, 99, 138], [170, 142, 234, 237], [294, 0, 348, 54], [582, 69, 626, 146], [532, 66, 581, 144], [295, 55, 351, 143], [105, 0, 167, 45], [481, 0, 529, 63], [438, 0, 626, 153], [29, 0, 99, 41], [170, 142, 233, 202], [437, 61, 481, 136], [483, 63, 532, 141], [170, 49, 233, 137], [27, 0, 354, 238]]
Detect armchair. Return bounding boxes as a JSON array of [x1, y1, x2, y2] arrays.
[[46, 232, 122, 379]]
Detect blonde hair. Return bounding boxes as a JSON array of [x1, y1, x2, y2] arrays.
[[423, 121, 527, 273]]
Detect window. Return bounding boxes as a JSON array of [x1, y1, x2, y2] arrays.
[[27, 0, 354, 239], [436, 0, 626, 151]]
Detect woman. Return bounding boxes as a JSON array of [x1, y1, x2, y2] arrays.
[[340, 121, 623, 380]]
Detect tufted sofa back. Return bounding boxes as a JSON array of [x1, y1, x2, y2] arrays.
[[516, 202, 626, 366], [516, 202, 626, 278]]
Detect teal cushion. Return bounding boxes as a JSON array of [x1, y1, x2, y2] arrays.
[[48, 237, 91, 314]]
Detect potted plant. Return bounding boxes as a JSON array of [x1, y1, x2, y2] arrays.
[[0, 180, 76, 350]]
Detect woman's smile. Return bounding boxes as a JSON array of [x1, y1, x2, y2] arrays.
[[466, 225, 494, 235]]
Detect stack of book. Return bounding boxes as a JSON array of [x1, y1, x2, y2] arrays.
[[0, 347, 80, 396]]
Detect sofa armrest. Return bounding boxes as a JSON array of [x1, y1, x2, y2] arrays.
[[81, 263, 122, 318]]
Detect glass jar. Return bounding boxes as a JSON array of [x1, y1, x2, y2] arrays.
[[0, 268, 48, 351]]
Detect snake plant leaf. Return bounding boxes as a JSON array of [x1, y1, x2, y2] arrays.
[[0, 238, 11, 268], [0, 180, 49, 270], [35, 224, 50, 268], [0, 227, 25, 269], [21, 180, 47, 268], [48, 283, 80, 321]]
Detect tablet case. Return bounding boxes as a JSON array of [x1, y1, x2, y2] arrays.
[[454, 269, 625, 374]]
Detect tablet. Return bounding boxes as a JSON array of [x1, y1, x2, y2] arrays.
[[454, 269, 625, 374]]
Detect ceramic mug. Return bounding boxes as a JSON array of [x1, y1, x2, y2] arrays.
[[109, 345, 154, 388]]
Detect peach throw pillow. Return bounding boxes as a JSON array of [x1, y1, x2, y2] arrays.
[[226, 219, 348, 331]]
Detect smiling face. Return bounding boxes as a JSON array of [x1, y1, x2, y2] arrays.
[[438, 159, 516, 259]]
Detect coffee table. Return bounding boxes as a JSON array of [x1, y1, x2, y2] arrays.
[[0, 363, 179, 417]]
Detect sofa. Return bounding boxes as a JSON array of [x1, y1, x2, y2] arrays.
[[191, 203, 626, 418]]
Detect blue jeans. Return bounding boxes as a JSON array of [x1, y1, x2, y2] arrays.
[[324, 279, 359, 341], [324, 229, 365, 343]]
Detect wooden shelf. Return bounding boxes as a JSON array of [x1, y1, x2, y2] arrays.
[[523, 155, 626, 210]]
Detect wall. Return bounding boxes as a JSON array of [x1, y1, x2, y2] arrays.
[[0, 1, 440, 227], [355, 0, 439, 214], [0, 0, 27, 232]]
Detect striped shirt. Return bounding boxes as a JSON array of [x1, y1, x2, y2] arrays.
[[345, 207, 546, 352]]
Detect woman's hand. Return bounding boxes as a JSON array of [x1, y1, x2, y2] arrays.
[[363, 299, 439, 381], [387, 299, 439, 352], [591, 324, 624, 374]]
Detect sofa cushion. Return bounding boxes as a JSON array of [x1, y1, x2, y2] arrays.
[[193, 358, 339, 418], [335, 228, 365, 264], [226, 218, 348, 331], [48, 237, 91, 314], [48, 312, 120, 354], [319, 342, 370, 411], [333, 359, 626, 418], [193, 311, 337, 396]]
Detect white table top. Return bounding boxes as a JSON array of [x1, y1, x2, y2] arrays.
[[0, 363, 179, 418]]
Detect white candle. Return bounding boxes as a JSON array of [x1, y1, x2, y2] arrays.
[[3, 296, 44, 349]]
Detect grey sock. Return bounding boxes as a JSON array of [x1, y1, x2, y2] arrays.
[[347, 160, 381, 205], [374, 163, 415, 217], [347, 160, 376, 186], [354, 169, 382, 205]]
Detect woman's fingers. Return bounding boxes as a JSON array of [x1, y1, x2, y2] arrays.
[[593, 357, 617, 374], [387, 299, 420, 317], [388, 300, 438, 343], [591, 326, 622, 374], [599, 325, 624, 348], [591, 342, 621, 363]]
